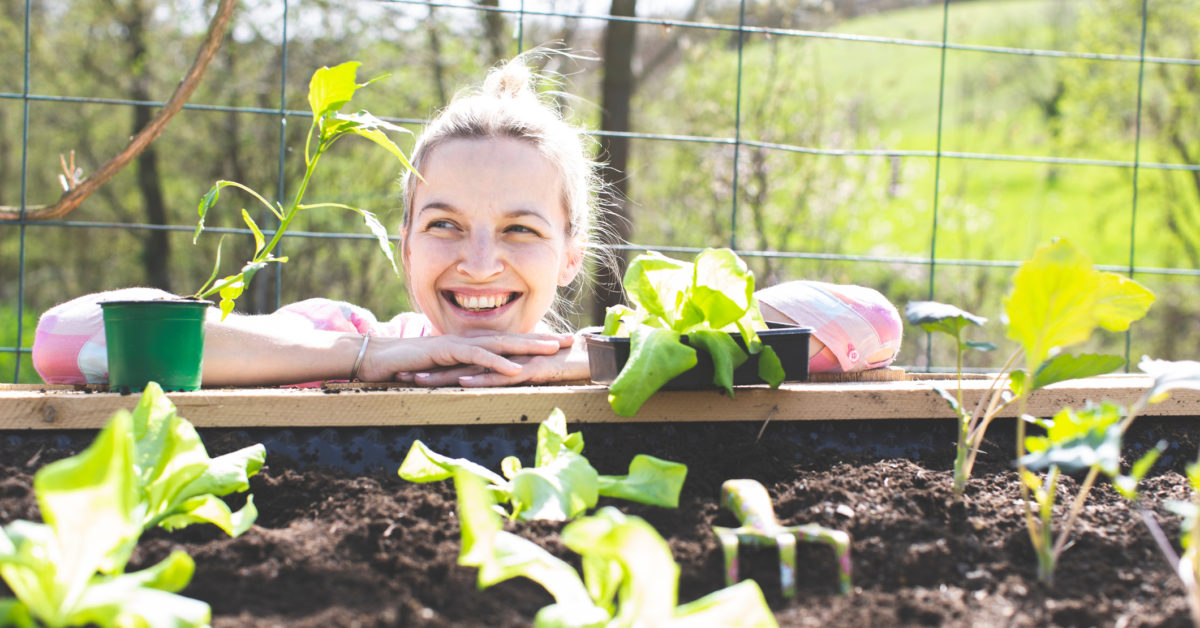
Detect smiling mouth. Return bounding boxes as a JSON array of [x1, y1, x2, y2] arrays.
[[445, 291, 519, 312]]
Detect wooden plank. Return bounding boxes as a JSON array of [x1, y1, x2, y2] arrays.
[[1, 374, 1198, 430]]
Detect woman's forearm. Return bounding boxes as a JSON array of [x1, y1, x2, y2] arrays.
[[201, 314, 362, 386]]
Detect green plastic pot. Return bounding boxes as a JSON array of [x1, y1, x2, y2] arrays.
[[100, 299, 211, 393]]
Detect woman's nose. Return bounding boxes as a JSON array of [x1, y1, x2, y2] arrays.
[[456, 234, 504, 279]]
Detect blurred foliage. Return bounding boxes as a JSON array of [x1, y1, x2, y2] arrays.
[[2, 0, 1199, 383]]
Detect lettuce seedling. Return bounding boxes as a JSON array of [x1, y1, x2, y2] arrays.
[[601, 248, 785, 416], [452, 470, 778, 628], [192, 61, 418, 318], [0, 409, 210, 628], [123, 383, 264, 538], [907, 239, 1154, 501], [399, 409, 686, 521], [0, 382, 265, 626]]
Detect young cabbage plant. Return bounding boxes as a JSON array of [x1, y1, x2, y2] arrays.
[[1115, 358, 1200, 622], [602, 248, 785, 416], [1017, 401, 1165, 584], [908, 239, 1154, 501], [192, 61, 418, 318], [904, 301, 994, 498], [452, 470, 779, 628], [1013, 357, 1200, 585], [0, 409, 211, 628], [399, 408, 686, 522]]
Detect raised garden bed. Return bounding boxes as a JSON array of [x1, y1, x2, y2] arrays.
[[2, 379, 1198, 626]]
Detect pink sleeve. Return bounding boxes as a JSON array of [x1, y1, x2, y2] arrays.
[[32, 287, 177, 385]]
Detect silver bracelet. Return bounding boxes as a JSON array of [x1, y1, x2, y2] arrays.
[[349, 333, 372, 382]]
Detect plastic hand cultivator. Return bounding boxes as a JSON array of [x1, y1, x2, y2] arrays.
[[713, 479, 853, 596]]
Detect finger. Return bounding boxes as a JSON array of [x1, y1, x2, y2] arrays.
[[458, 370, 521, 387], [414, 365, 487, 387], [462, 331, 575, 351]]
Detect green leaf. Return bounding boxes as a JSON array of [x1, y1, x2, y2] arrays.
[[1018, 402, 1123, 475], [453, 471, 596, 612], [509, 451, 600, 521], [596, 454, 687, 508], [622, 251, 693, 325], [127, 384, 265, 537], [601, 305, 635, 336], [757, 345, 785, 388], [352, 208, 401, 276], [904, 301, 987, 338], [608, 327, 698, 417], [1024, 353, 1126, 394], [0, 599, 33, 628], [1113, 440, 1167, 500], [398, 440, 507, 486], [35, 410, 142, 576], [241, 209, 265, 256], [671, 580, 778, 627], [336, 111, 418, 175], [686, 329, 748, 397], [965, 341, 998, 352], [561, 507, 679, 627], [1139, 357, 1200, 404], [690, 249, 755, 330], [308, 61, 363, 120], [194, 182, 225, 244], [933, 386, 967, 419], [1004, 239, 1153, 371], [71, 551, 209, 628]]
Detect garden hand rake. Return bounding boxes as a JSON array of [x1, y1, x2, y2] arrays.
[[713, 479, 853, 597]]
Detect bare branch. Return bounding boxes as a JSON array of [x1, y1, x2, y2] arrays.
[[1, 0, 236, 222]]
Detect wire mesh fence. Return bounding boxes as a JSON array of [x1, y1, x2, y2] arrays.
[[3, 0, 1199, 384]]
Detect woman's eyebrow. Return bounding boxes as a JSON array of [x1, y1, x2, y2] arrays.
[[504, 208, 554, 227]]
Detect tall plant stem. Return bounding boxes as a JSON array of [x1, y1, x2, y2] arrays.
[[1051, 466, 1100, 560]]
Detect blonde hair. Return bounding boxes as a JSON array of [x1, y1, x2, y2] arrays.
[[401, 49, 611, 329]]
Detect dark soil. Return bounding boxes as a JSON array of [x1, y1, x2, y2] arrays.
[[3, 414, 1198, 627]]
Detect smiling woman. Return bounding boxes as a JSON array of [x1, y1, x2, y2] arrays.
[[30, 49, 902, 390]]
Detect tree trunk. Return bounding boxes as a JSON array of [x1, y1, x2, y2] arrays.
[[124, 1, 172, 293], [591, 0, 637, 325], [477, 0, 508, 61]]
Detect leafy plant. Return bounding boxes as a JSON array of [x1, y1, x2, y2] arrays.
[[1011, 357, 1200, 585], [0, 382, 264, 627], [601, 248, 786, 417], [191, 61, 418, 318], [453, 469, 778, 628], [907, 238, 1154, 500], [399, 409, 686, 521], [905, 301, 995, 497], [0, 409, 201, 626]]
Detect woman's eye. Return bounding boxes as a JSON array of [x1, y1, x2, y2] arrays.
[[505, 224, 541, 236], [426, 219, 455, 230]]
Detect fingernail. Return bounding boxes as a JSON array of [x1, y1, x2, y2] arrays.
[[415, 373, 430, 379]]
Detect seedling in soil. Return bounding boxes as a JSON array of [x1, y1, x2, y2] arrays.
[[399, 408, 686, 521], [601, 248, 785, 416], [1015, 357, 1200, 585], [0, 382, 263, 627], [906, 239, 1154, 501], [192, 61, 418, 318], [905, 301, 995, 498], [713, 479, 852, 596], [452, 469, 779, 627]]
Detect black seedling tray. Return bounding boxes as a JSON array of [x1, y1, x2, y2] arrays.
[[584, 323, 812, 389]]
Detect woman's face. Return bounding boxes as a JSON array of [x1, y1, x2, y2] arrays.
[[403, 137, 583, 336]]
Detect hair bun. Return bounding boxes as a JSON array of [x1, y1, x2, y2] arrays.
[[483, 58, 535, 100]]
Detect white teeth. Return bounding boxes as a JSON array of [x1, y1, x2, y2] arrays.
[[454, 293, 511, 311]]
